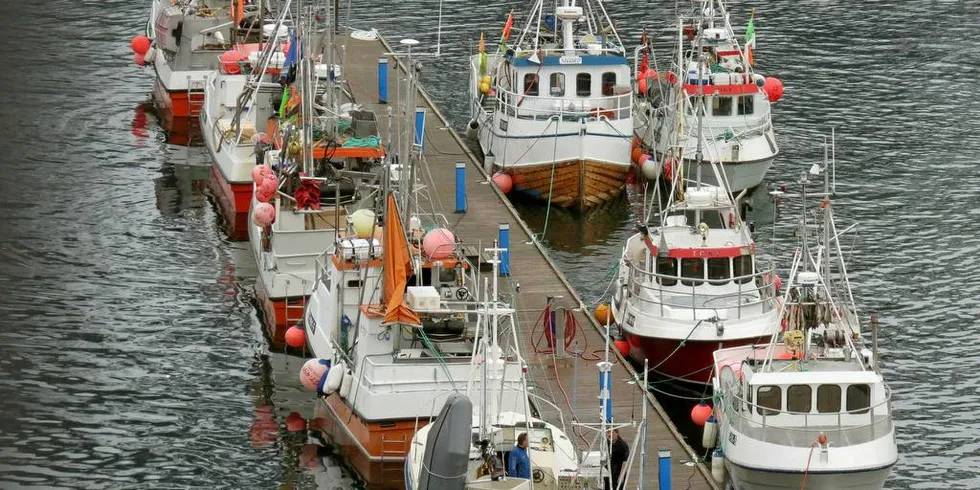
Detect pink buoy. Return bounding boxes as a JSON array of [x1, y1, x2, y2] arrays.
[[775, 275, 783, 291], [255, 184, 276, 203], [253, 202, 276, 226], [299, 358, 330, 392], [422, 228, 456, 260], [262, 173, 280, 192], [220, 50, 244, 74], [134, 53, 146, 67], [285, 325, 306, 348], [492, 172, 513, 194], [251, 164, 272, 184]]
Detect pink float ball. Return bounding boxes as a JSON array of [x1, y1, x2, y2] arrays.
[[251, 164, 272, 184], [299, 358, 330, 391], [492, 172, 513, 194], [134, 53, 146, 67], [422, 228, 456, 260], [253, 202, 276, 226]]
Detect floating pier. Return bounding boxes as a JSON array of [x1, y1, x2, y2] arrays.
[[334, 33, 717, 490]]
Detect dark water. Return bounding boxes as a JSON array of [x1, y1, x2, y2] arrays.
[[0, 0, 976, 488]]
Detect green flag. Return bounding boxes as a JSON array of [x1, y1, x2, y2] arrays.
[[744, 13, 755, 47]]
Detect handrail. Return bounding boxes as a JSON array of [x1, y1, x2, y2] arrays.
[[492, 85, 633, 121], [720, 389, 894, 448]]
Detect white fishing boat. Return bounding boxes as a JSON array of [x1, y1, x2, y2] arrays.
[[709, 138, 897, 489], [467, 0, 634, 210], [633, 0, 782, 192], [404, 249, 581, 490], [140, 0, 275, 135], [610, 155, 781, 386]]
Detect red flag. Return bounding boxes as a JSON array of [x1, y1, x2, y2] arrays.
[[502, 11, 514, 41]]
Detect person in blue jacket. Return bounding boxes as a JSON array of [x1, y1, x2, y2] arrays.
[[507, 432, 531, 479]]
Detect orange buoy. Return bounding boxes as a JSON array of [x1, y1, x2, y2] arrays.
[[594, 303, 611, 325], [631, 147, 644, 165], [631, 136, 641, 151], [285, 325, 306, 348], [130, 35, 151, 55], [691, 402, 713, 426]]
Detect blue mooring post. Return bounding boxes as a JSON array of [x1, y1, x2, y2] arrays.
[[454, 162, 466, 213], [498, 223, 510, 276], [377, 58, 388, 103], [598, 361, 613, 422], [658, 449, 672, 490]]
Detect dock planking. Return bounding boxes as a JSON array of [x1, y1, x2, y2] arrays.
[[338, 34, 717, 490]]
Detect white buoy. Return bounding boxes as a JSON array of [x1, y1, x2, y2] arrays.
[[324, 361, 345, 394], [702, 415, 718, 448], [711, 448, 726, 483], [641, 157, 662, 181], [339, 370, 353, 398], [465, 120, 479, 140]]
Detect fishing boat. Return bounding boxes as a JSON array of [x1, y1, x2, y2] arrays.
[[244, 15, 385, 345], [709, 137, 897, 489], [610, 154, 781, 386], [139, 0, 274, 139], [303, 193, 532, 489], [404, 248, 582, 490], [467, 0, 634, 210], [633, 0, 783, 192]]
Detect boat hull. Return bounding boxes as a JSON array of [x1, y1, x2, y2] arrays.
[[502, 160, 629, 210], [205, 149, 253, 241], [622, 333, 768, 385], [727, 461, 893, 490], [313, 394, 424, 490], [253, 267, 307, 349], [678, 155, 775, 193]]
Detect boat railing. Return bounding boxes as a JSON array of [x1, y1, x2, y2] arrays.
[[492, 86, 633, 122], [721, 388, 893, 448], [624, 259, 778, 320]]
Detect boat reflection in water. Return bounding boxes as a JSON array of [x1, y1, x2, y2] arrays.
[[509, 189, 632, 254]]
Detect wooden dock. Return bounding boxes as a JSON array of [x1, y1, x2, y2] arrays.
[[340, 33, 717, 490]]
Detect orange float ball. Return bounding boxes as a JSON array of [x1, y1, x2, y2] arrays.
[[691, 402, 713, 426], [130, 35, 151, 55]]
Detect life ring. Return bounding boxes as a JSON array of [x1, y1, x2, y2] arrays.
[[324, 360, 345, 394]]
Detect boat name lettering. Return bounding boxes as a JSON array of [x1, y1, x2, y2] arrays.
[[559, 55, 583, 65], [728, 432, 737, 446], [308, 313, 317, 334], [626, 313, 635, 327]]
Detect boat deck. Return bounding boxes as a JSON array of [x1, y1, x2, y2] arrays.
[[339, 34, 717, 490]]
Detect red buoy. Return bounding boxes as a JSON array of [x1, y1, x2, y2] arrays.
[[613, 339, 630, 357], [285, 411, 306, 432], [492, 172, 513, 194], [130, 35, 151, 55], [763, 77, 785, 103], [691, 402, 712, 426], [285, 325, 306, 348]]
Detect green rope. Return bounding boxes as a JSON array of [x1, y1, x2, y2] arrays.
[[417, 328, 458, 390], [342, 135, 381, 148]]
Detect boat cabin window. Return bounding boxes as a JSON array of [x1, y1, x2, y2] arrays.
[[712, 96, 733, 116], [787, 385, 812, 413], [576, 73, 592, 96], [846, 384, 871, 414], [737, 95, 754, 115], [707, 257, 731, 285], [680, 258, 704, 286], [550, 73, 565, 97], [656, 257, 678, 286], [601, 72, 617, 96], [816, 384, 842, 413], [524, 74, 539, 96], [732, 255, 753, 284], [756, 385, 780, 416]]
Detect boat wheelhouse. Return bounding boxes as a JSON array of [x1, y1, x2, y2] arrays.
[[612, 164, 780, 385], [468, 0, 633, 210]]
